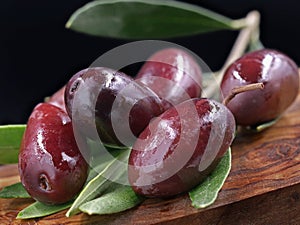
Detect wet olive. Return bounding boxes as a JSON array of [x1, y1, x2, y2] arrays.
[[128, 98, 235, 197], [221, 49, 299, 126], [65, 67, 165, 147], [18, 103, 88, 204], [136, 48, 202, 108]]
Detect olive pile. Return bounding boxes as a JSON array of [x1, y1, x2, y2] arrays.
[[18, 47, 299, 204]]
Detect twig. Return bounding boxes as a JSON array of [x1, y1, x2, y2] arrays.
[[222, 83, 264, 106], [203, 10, 261, 98]]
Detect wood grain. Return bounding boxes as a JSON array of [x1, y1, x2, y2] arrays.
[[1, 83, 300, 224]]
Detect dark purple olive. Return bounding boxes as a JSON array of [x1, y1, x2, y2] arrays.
[[18, 103, 88, 204], [64, 68, 88, 118], [221, 49, 299, 126], [136, 48, 202, 109], [128, 98, 235, 198], [65, 67, 165, 146]]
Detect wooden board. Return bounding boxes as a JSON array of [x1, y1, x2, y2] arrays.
[[1, 85, 300, 224]]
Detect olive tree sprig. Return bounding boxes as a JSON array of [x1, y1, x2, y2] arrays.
[[204, 10, 262, 98], [0, 1, 257, 220]]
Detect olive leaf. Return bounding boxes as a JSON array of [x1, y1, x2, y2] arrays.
[[66, 149, 130, 217], [85, 139, 124, 182], [0, 182, 30, 198], [0, 125, 26, 164], [12, 147, 231, 219], [79, 184, 144, 215], [16, 201, 72, 219], [86, 161, 111, 183], [189, 148, 231, 208], [66, 0, 246, 39]]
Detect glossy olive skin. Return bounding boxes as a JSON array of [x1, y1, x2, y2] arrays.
[[18, 103, 88, 204], [136, 48, 202, 108], [64, 68, 88, 118], [221, 49, 299, 126], [128, 98, 235, 197], [65, 67, 165, 146]]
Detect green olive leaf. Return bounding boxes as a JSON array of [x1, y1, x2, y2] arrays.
[[103, 142, 132, 151], [0, 125, 26, 164], [189, 148, 231, 208], [85, 139, 124, 182], [79, 184, 144, 215], [86, 161, 111, 184], [66, 149, 130, 217], [0, 182, 30, 198], [66, 0, 246, 39], [16, 201, 72, 219]]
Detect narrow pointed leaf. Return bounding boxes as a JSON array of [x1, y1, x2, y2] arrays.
[[189, 148, 231, 208], [66, 0, 245, 39], [66, 150, 130, 217], [16, 201, 72, 219], [0, 125, 26, 164], [85, 140, 124, 182], [0, 182, 30, 198], [79, 184, 144, 215]]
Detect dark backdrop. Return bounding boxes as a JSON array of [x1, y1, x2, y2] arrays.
[[1, 0, 299, 124]]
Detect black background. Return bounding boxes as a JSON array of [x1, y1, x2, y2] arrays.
[[1, 0, 299, 124]]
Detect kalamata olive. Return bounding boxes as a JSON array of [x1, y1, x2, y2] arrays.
[[64, 68, 88, 118], [136, 48, 202, 108], [47, 86, 66, 112], [128, 98, 235, 197], [65, 67, 165, 147], [18, 103, 88, 204], [221, 49, 299, 126]]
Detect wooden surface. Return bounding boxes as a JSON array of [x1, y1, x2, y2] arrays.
[[1, 89, 300, 224]]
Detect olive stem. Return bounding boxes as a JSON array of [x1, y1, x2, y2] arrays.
[[222, 83, 264, 106], [204, 11, 261, 98]]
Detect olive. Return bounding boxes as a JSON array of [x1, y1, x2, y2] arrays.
[[64, 68, 88, 118], [64, 67, 165, 147], [136, 48, 202, 108], [128, 98, 235, 197], [221, 49, 299, 126], [18, 103, 88, 204]]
